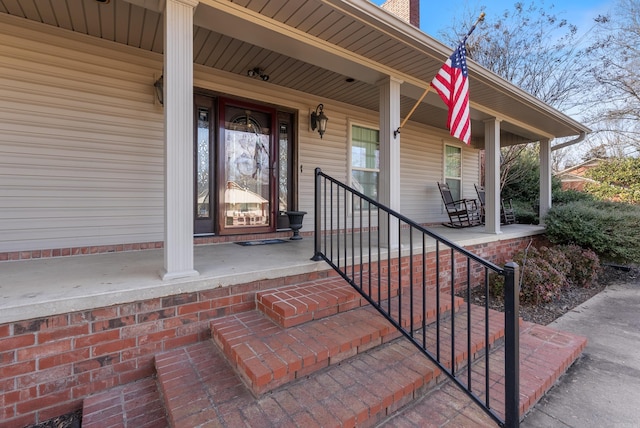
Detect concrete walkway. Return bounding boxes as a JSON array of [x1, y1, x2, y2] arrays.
[[521, 279, 640, 427]]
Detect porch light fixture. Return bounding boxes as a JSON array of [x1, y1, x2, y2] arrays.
[[153, 75, 163, 106], [247, 67, 269, 81], [310, 104, 328, 139]]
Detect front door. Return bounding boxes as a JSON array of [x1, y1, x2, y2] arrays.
[[218, 99, 276, 234], [193, 94, 294, 236]]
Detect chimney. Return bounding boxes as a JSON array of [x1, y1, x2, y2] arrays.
[[380, 0, 420, 28]]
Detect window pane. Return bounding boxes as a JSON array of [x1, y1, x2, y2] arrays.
[[352, 170, 378, 201], [446, 178, 461, 201], [278, 123, 288, 213], [196, 107, 210, 218], [445, 145, 461, 178], [351, 125, 379, 210], [352, 126, 379, 169]]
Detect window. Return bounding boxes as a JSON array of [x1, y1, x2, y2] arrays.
[[444, 144, 462, 201], [351, 125, 379, 208]]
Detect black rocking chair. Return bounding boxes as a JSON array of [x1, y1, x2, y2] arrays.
[[437, 182, 482, 228], [474, 184, 516, 225]]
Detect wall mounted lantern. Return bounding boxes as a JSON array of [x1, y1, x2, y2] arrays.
[[153, 75, 164, 106], [310, 104, 328, 138]]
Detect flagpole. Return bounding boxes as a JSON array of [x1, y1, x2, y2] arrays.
[[394, 12, 485, 138]]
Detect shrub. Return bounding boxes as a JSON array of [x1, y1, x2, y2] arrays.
[[514, 246, 567, 304], [511, 199, 538, 224], [552, 189, 595, 205], [496, 244, 601, 304], [537, 246, 572, 286], [562, 244, 600, 288], [545, 200, 640, 264]]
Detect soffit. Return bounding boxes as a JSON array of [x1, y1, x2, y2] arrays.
[[0, 0, 589, 142]]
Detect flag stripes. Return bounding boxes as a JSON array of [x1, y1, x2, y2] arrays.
[[430, 41, 471, 144]]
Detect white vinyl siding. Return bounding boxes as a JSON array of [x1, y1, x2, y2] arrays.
[[0, 14, 483, 252], [0, 17, 164, 252]]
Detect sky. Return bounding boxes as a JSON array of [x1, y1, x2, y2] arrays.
[[370, 0, 614, 41]]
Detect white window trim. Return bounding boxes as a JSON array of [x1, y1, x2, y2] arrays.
[[348, 119, 380, 215], [443, 142, 464, 202]]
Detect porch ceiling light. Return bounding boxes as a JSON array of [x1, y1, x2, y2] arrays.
[[310, 104, 328, 139], [247, 67, 269, 81], [154, 75, 163, 106]]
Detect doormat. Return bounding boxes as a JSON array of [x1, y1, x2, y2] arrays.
[[235, 239, 288, 246]]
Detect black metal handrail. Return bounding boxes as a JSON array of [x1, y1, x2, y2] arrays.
[[312, 168, 520, 428]]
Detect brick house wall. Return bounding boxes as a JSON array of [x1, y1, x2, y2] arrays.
[[0, 236, 540, 426]]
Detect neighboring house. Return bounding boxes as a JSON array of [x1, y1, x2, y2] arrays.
[[0, 0, 592, 425], [555, 158, 603, 191]]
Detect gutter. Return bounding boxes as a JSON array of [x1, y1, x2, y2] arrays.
[[551, 131, 587, 151]]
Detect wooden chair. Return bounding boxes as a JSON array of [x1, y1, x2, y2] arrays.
[[502, 199, 516, 224], [474, 184, 516, 225], [474, 183, 486, 223], [437, 182, 482, 228]]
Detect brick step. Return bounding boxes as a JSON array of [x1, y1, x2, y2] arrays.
[[81, 316, 587, 427], [81, 377, 167, 428], [212, 291, 465, 395], [379, 321, 588, 426], [155, 338, 446, 427], [256, 274, 406, 328]]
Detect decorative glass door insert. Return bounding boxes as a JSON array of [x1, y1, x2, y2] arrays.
[[221, 104, 273, 231]]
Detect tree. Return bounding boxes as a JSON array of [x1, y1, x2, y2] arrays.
[[584, 0, 640, 155], [584, 157, 640, 204], [440, 1, 591, 111], [439, 2, 593, 181]]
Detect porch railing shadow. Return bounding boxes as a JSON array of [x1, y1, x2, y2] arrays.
[[312, 167, 521, 428]]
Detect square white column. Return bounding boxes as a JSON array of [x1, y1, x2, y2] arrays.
[[539, 139, 552, 225], [378, 77, 403, 249], [484, 118, 502, 234]]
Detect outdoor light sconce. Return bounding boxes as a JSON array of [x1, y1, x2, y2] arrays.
[[247, 67, 269, 81], [153, 74, 164, 106], [310, 104, 328, 139]]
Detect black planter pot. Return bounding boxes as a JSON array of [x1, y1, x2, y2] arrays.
[[285, 211, 307, 240]]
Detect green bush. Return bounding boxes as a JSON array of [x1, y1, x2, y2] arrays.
[[511, 199, 538, 224], [552, 189, 595, 205], [545, 200, 640, 264]]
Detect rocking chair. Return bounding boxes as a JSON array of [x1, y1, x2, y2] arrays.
[[437, 182, 482, 228], [474, 184, 516, 225]]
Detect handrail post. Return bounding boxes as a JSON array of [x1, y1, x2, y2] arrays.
[[311, 167, 323, 261], [504, 261, 520, 428]]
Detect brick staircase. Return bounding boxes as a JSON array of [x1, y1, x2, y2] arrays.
[[82, 276, 587, 427]]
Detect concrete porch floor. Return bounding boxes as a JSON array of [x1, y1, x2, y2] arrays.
[[0, 224, 544, 325]]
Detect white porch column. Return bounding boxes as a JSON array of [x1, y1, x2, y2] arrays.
[[484, 118, 502, 234], [378, 77, 403, 249], [161, 0, 199, 280], [539, 138, 552, 225]]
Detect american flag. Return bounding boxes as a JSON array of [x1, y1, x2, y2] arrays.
[[430, 39, 471, 144]]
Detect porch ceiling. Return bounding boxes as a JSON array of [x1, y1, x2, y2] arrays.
[[1, 0, 590, 143]]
